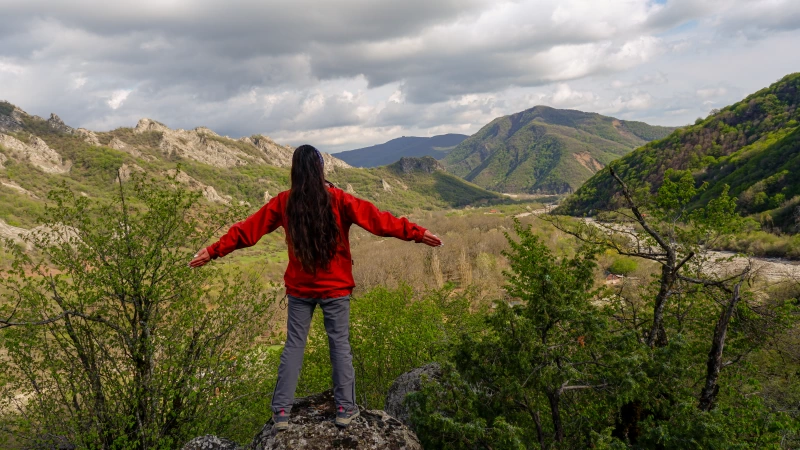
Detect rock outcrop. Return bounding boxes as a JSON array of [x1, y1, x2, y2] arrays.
[[46, 114, 74, 134], [391, 156, 444, 175], [384, 363, 442, 427], [241, 135, 294, 168], [0, 218, 29, 247], [134, 118, 170, 134], [107, 137, 143, 158], [165, 169, 231, 204], [0, 102, 26, 132], [118, 163, 145, 182], [381, 179, 392, 192], [75, 128, 100, 146], [1, 180, 38, 198], [182, 390, 422, 450], [0, 152, 7, 169], [182, 435, 241, 450], [0, 134, 70, 174]]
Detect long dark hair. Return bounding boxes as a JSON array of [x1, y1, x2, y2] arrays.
[[285, 145, 340, 274]]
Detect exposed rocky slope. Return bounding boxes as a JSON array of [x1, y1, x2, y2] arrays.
[[336, 134, 468, 168], [558, 72, 800, 230], [0, 102, 505, 230], [442, 105, 674, 194]]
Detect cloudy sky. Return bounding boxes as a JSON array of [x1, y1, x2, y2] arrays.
[[1, 0, 799, 152]]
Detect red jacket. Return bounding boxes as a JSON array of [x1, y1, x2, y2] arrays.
[[207, 185, 428, 299]]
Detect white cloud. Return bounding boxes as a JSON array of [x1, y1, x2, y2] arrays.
[[0, 0, 798, 148], [107, 89, 131, 109]]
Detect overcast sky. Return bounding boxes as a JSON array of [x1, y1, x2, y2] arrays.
[[1, 0, 799, 152]]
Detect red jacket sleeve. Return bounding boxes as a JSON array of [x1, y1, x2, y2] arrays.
[[341, 192, 427, 242], [206, 196, 284, 259]]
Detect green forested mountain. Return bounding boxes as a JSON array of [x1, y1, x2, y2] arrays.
[[334, 134, 467, 168], [442, 105, 674, 194], [559, 73, 800, 230], [0, 103, 501, 234]]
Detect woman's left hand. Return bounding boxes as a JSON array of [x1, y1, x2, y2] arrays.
[[189, 248, 211, 268], [421, 230, 443, 247]]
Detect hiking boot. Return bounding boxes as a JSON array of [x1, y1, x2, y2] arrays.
[[335, 405, 360, 428], [273, 409, 289, 431]]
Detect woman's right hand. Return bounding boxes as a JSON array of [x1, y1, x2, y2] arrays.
[[422, 230, 443, 247], [189, 248, 211, 268]]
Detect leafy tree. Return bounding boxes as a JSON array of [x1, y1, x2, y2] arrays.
[[0, 173, 276, 449], [409, 222, 638, 448]]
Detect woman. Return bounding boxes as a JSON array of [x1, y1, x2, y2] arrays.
[[189, 145, 442, 430]]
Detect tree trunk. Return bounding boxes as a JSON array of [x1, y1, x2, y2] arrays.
[[698, 282, 742, 411], [647, 264, 674, 347], [547, 390, 563, 443]]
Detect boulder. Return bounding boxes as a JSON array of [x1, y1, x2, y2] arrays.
[[182, 435, 242, 450], [46, 114, 74, 134], [250, 390, 421, 450], [384, 363, 441, 427]]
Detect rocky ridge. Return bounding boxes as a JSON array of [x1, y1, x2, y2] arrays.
[[0, 134, 70, 174]]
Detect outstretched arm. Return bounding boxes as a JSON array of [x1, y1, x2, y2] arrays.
[[342, 193, 442, 247], [190, 196, 283, 268]]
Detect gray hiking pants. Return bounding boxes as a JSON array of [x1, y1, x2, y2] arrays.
[[271, 295, 356, 413]]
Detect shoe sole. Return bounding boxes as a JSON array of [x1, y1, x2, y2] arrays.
[[335, 410, 360, 428], [274, 421, 289, 431]]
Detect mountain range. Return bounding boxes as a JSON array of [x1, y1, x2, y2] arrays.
[[442, 106, 675, 194], [558, 72, 800, 231], [334, 134, 468, 168], [0, 103, 501, 240]]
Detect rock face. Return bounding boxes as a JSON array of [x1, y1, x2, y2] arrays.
[[75, 128, 100, 146], [182, 435, 242, 450], [0, 134, 70, 174], [0, 102, 26, 132], [47, 113, 74, 134], [384, 363, 441, 427], [392, 156, 444, 175], [166, 169, 231, 204], [249, 390, 422, 450]]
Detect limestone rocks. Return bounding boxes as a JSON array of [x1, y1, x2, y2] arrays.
[[181, 390, 422, 450], [182, 435, 242, 450], [0, 134, 70, 174], [381, 179, 392, 192], [118, 163, 145, 182], [108, 137, 142, 158], [0, 103, 25, 132], [46, 114, 74, 134], [241, 135, 294, 168], [165, 169, 231, 205], [250, 390, 421, 450], [134, 118, 249, 168], [134, 118, 170, 134], [75, 128, 100, 146], [384, 363, 442, 426]]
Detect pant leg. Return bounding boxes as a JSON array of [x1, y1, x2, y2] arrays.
[[271, 295, 316, 413], [319, 296, 356, 410]]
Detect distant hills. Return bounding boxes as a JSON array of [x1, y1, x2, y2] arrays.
[[0, 103, 502, 239], [558, 72, 800, 231], [442, 106, 675, 194], [334, 134, 467, 168]]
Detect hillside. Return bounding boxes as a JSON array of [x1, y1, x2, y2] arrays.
[[558, 73, 800, 230], [0, 104, 503, 238], [334, 134, 467, 167], [442, 106, 674, 194]]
